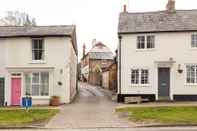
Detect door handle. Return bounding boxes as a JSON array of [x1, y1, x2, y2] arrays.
[[161, 83, 167, 86]]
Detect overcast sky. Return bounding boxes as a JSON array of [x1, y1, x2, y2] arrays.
[[0, 0, 197, 58]]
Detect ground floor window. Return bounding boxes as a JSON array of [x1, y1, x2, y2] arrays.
[[131, 69, 149, 85], [25, 72, 49, 96], [186, 65, 197, 84]]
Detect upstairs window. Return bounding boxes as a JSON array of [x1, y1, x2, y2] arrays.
[[191, 34, 197, 48], [147, 35, 155, 48], [137, 35, 155, 49], [32, 39, 44, 60], [137, 36, 145, 49]]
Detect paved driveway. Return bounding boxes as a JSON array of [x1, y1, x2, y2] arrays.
[[46, 82, 134, 129]]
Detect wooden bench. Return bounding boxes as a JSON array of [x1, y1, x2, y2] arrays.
[[124, 96, 149, 104]]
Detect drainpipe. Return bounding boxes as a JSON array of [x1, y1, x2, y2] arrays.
[[118, 35, 122, 98]]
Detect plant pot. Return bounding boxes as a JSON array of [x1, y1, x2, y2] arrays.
[[50, 96, 60, 106]]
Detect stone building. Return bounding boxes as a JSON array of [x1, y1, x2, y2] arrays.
[[81, 41, 114, 86]]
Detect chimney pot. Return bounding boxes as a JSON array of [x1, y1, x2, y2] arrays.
[[123, 5, 127, 13], [83, 43, 86, 57], [166, 0, 176, 13]]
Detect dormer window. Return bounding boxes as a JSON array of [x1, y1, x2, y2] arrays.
[[32, 38, 44, 61], [137, 35, 155, 49], [191, 34, 197, 48]]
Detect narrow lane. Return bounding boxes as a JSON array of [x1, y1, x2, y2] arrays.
[[46, 82, 133, 128]]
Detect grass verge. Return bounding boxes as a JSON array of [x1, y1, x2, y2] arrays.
[[0, 109, 58, 127], [116, 106, 197, 125]]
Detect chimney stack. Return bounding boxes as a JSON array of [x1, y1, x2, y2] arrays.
[[92, 39, 97, 47], [123, 5, 127, 13], [83, 43, 86, 57], [166, 0, 176, 13]]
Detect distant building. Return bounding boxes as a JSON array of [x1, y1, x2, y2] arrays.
[[81, 41, 114, 86]]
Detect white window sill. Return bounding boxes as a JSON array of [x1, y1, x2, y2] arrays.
[[190, 48, 197, 51], [129, 84, 151, 87], [184, 83, 197, 86], [31, 96, 50, 99], [136, 49, 156, 52], [29, 60, 46, 64]]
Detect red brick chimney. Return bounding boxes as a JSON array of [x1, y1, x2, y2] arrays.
[[123, 5, 127, 13], [83, 43, 86, 57], [166, 0, 176, 13]]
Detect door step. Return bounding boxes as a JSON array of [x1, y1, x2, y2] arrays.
[[157, 97, 172, 102]]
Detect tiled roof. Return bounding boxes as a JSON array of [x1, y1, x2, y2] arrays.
[[89, 52, 114, 60], [118, 10, 197, 34], [0, 25, 78, 54], [0, 25, 75, 37], [88, 42, 114, 60]]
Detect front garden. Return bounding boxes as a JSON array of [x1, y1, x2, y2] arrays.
[[116, 106, 197, 126], [0, 108, 58, 127]]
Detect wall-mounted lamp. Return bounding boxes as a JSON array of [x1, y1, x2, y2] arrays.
[[177, 64, 183, 74]]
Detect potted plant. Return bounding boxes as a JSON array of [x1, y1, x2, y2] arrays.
[[50, 96, 60, 106]]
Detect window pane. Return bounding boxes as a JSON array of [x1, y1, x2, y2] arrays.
[[41, 72, 49, 96], [41, 85, 49, 96], [32, 39, 44, 60], [32, 73, 39, 83], [32, 85, 39, 96], [137, 36, 145, 49], [25, 73, 31, 95], [192, 35, 197, 48], [131, 69, 139, 84], [147, 35, 155, 49], [186, 65, 195, 83], [141, 69, 149, 84], [196, 65, 197, 83]]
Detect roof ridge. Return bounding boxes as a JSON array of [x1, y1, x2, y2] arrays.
[[0, 25, 75, 28], [121, 9, 197, 15]]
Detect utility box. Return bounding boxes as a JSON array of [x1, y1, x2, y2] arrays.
[[22, 97, 32, 108]]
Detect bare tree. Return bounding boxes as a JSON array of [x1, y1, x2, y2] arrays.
[[0, 11, 36, 26]]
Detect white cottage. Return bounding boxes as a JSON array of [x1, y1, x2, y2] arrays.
[[0, 25, 78, 106], [118, 0, 197, 102]]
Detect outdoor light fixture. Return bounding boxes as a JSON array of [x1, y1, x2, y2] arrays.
[[177, 64, 183, 74]]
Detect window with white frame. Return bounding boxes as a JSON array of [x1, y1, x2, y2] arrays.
[[191, 34, 197, 48], [147, 35, 155, 48], [186, 65, 197, 84], [137, 35, 155, 49], [137, 36, 145, 49], [141, 69, 149, 84], [131, 69, 139, 84], [32, 39, 44, 60], [131, 69, 149, 85], [25, 72, 49, 96]]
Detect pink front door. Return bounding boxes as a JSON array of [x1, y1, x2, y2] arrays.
[[11, 78, 21, 106]]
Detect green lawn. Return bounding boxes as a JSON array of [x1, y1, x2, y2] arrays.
[[0, 109, 58, 127], [116, 106, 197, 125]]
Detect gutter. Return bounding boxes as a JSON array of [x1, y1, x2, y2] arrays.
[[118, 35, 122, 95]]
